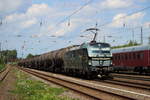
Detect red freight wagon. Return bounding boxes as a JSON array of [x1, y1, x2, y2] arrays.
[[111, 45, 150, 73]]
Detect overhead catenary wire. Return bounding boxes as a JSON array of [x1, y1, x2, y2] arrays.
[[2, 1, 150, 41], [107, 24, 150, 36], [50, 4, 150, 42], [55, 0, 93, 27], [48, 0, 93, 35], [98, 6, 150, 28], [52, 4, 150, 33]]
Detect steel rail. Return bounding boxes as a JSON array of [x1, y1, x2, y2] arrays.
[[18, 67, 150, 100], [102, 79, 150, 90], [112, 73, 150, 81], [0, 66, 10, 81], [0, 66, 7, 73]]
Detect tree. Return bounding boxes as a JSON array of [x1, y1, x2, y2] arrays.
[[0, 50, 17, 63], [26, 53, 34, 58], [112, 40, 140, 49]]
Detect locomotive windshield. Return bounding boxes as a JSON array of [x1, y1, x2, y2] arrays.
[[101, 44, 111, 53], [87, 43, 111, 67], [88, 43, 111, 57], [80, 42, 112, 67]]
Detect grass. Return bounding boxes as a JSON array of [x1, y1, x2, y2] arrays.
[[0, 64, 5, 71], [11, 70, 77, 100], [0, 58, 5, 71]]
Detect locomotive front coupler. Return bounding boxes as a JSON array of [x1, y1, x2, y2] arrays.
[[97, 68, 113, 79]]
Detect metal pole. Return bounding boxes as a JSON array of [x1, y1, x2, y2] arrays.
[[0, 42, 1, 58], [0, 42, 1, 52], [132, 29, 134, 45], [148, 37, 150, 45], [22, 47, 23, 58], [103, 36, 105, 43], [0, 42, 3, 64], [141, 27, 143, 45]]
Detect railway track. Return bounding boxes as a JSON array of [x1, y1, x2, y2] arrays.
[[106, 73, 150, 90], [113, 71, 150, 76], [19, 67, 150, 100], [111, 73, 150, 81], [0, 66, 10, 81], [91, 73, 150, 91], [100, 79, 150, 90]]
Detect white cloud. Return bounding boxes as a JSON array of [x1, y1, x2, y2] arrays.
[[101, 0, 132, 9], [47, 18, 93, 37], [128, 12, 145, 20], [31, 34, 41, 38], [4, 3, 57, 31], [2, 1, 144, 39], [21, 18, 37, 29], [113, 13, 126, 20], [26, 3, 53, 17], [5, 3, 54, 22], [5, 13, 25, 23], [3, 2, 100, 38], [77, 5, 97, 17], [0, 0, 24, 13], [109, 12, 145, 28], [109, 13, 126, 27], [144, 22, 150, 28], [50, 19, 78, 37], [4, 3, 78, 38]]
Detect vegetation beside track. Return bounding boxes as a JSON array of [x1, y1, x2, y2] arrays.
[[0, 59, 5, 71], [112, 40, 140, 49], [11, 69, 77, 100], [0, 64, 5, 71]]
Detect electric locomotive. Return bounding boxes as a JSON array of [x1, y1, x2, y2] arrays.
[[64, 41, 112, 78]]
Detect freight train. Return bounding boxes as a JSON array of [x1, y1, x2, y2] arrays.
[[111, 45, 150, 74], [18, 41, 112, 79], [18, 27, 113, 79]]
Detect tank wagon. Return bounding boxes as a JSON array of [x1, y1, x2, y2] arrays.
[[18, 41, 112, 79], [111, 45, 150, 74]]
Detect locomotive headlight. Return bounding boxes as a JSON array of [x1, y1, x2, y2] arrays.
[[88, 60, 92, 65]]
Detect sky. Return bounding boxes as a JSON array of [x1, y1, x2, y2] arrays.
[[0, 0, 150, 58]]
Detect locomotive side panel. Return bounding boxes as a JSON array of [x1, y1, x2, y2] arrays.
[[64, 48, 88, 70], [63, 48, 90, 77]]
